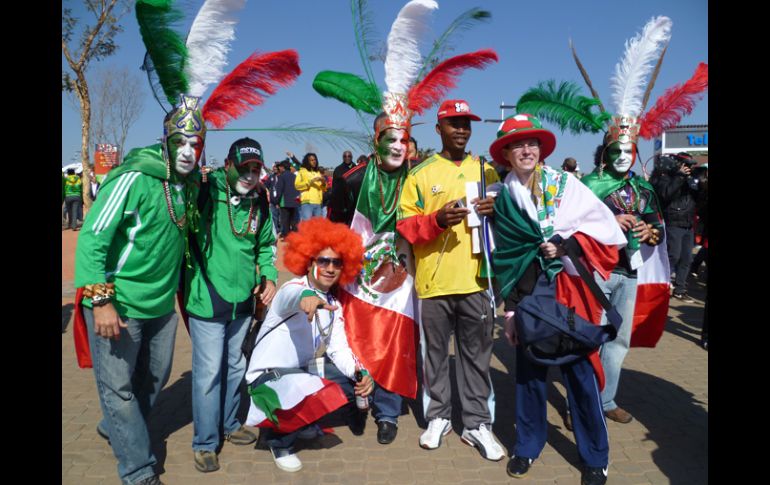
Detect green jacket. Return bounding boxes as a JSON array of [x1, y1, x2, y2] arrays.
[[74, 144, 198, 319], [184, 169, 278, 320]]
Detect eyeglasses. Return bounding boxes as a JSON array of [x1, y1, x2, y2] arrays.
[[507, 141, 541, 151], [343, 154, 353, 159], [314, 256, 344, 269]]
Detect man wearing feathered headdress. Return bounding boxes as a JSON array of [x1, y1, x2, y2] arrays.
[[72, 1, 304, 482], [73, 91, 206, 485], [317, 0, 498, 447]]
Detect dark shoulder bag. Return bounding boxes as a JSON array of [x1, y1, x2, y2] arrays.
[[514, 235, 623, 366]]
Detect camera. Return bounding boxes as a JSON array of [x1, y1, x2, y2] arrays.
[[654, 155, 681, 174], [655, 154, 696, 175]]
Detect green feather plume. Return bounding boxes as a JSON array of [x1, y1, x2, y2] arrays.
[[136, 0, 189, 106], [350, 0, 379, 88], [516, 80, 612, 135], [417, 8, 492, 81], [312, 71, 382, 115], [210, 124, 372, 153]]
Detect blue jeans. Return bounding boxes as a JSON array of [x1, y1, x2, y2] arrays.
[[270, 204, 281, 235], [189, 314, 251, 451], [84, 308, 178, 485], [260, 359, 355, 453], [667, 226, 694, 294], [372, 385, 402, 424], [299, 203, 324, 221], [595, 271, 637, 412]]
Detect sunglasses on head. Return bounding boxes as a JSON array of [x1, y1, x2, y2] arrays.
[[314, 256, 344, 269]]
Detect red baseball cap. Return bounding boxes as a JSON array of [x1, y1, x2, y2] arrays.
[[437, 99, 481, 121]]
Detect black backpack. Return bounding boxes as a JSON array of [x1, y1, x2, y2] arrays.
[[514, 235, 623, 366]]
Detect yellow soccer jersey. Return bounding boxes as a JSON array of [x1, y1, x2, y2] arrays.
[[398, 153, 499, 298]]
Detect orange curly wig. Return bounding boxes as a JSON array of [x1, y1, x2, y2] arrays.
[[283, 217, 365, 285]]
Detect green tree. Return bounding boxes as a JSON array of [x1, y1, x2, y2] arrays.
[[62, 0, 131, 211]]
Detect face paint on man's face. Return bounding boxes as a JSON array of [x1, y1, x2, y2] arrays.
[[376, 128, 409, 172], [226, 161, 261, 195], [168, 134, 204, 176], [606, 141, 636, 173]]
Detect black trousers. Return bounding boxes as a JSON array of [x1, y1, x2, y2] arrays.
[[279, 207, 298, 237]]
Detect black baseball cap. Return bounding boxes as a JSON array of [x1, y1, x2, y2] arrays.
[[227, 137, 264, 166]]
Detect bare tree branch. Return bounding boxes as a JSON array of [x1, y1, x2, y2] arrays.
[[61, 0, 130, 210]]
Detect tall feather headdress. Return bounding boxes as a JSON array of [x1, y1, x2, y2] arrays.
[[517, 16, 707, 148], [312, 0, 497, 145], [139, 0, 372, 157]]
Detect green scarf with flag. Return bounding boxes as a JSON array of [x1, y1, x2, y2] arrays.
[[492, 188, 563, 300]]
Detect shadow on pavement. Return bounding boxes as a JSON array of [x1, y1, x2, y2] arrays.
[[148, 370, 193, 473], [62, 303, 74, 333], [620, 369, 708, 484]]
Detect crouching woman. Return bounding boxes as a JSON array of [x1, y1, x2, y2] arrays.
[[244, 217, 373, 472]]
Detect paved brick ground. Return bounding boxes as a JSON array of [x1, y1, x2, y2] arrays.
[[62, 229, 707, 484]]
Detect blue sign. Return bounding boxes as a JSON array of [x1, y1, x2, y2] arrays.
[[687, 133, 708, 146]]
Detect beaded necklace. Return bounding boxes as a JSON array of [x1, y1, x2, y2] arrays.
[[162, 180, 186, 229], [224, 182, 256, 237], [376, 164, 404, 215], [609, 182, 639, 214]]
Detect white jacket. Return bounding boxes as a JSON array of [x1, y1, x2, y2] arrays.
[[245, 276, 359, 383]]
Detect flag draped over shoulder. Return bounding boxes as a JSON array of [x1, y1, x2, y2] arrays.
[[631, 235, 670, 346], [492, 169, 627, 389], [245, 374, 348, 433], [339, 162, 418, 399], [582, 171, 670, 347]]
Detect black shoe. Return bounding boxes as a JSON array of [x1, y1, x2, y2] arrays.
[[672, 292, 695, 303], [349, 410, 367, 436], [376, 421, 398, 444], [581, 466, 608, 485], [506, 456, 533, 478]]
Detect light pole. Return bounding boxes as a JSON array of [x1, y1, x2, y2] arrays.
[[482, 102, 516, 124]]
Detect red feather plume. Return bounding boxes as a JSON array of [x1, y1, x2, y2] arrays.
[[203, 50, 301, 129], [407, 49, 498, 114], [639, 63, 708, 139]]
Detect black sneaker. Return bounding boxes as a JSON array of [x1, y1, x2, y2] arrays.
[[581, 466, 608, 485], [506, 456, 533, 478], [672, 292, 695, 303]]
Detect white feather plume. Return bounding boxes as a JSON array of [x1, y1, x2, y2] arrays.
[[610, 16, 672, 117], [384, 0, 439, 94], [185, 0, 247, 97]]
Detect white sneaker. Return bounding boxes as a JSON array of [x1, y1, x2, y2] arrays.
[[270, 447, 303, 472], [461, 424, 505, 461], [419, 417, 452, 450]]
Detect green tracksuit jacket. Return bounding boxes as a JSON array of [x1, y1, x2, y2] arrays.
[[74, 144, 197, 318], [183, 169, 278, 320]]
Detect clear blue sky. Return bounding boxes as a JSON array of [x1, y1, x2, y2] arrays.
[[62, 0, 708, 175]]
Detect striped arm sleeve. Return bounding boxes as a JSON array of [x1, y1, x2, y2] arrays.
[[74, 172, 142, 287]]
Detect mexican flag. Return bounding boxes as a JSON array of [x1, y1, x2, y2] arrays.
[[339, 162, 418, 399], [630, 233, 671, 347], [246, 373, 348, 433]]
